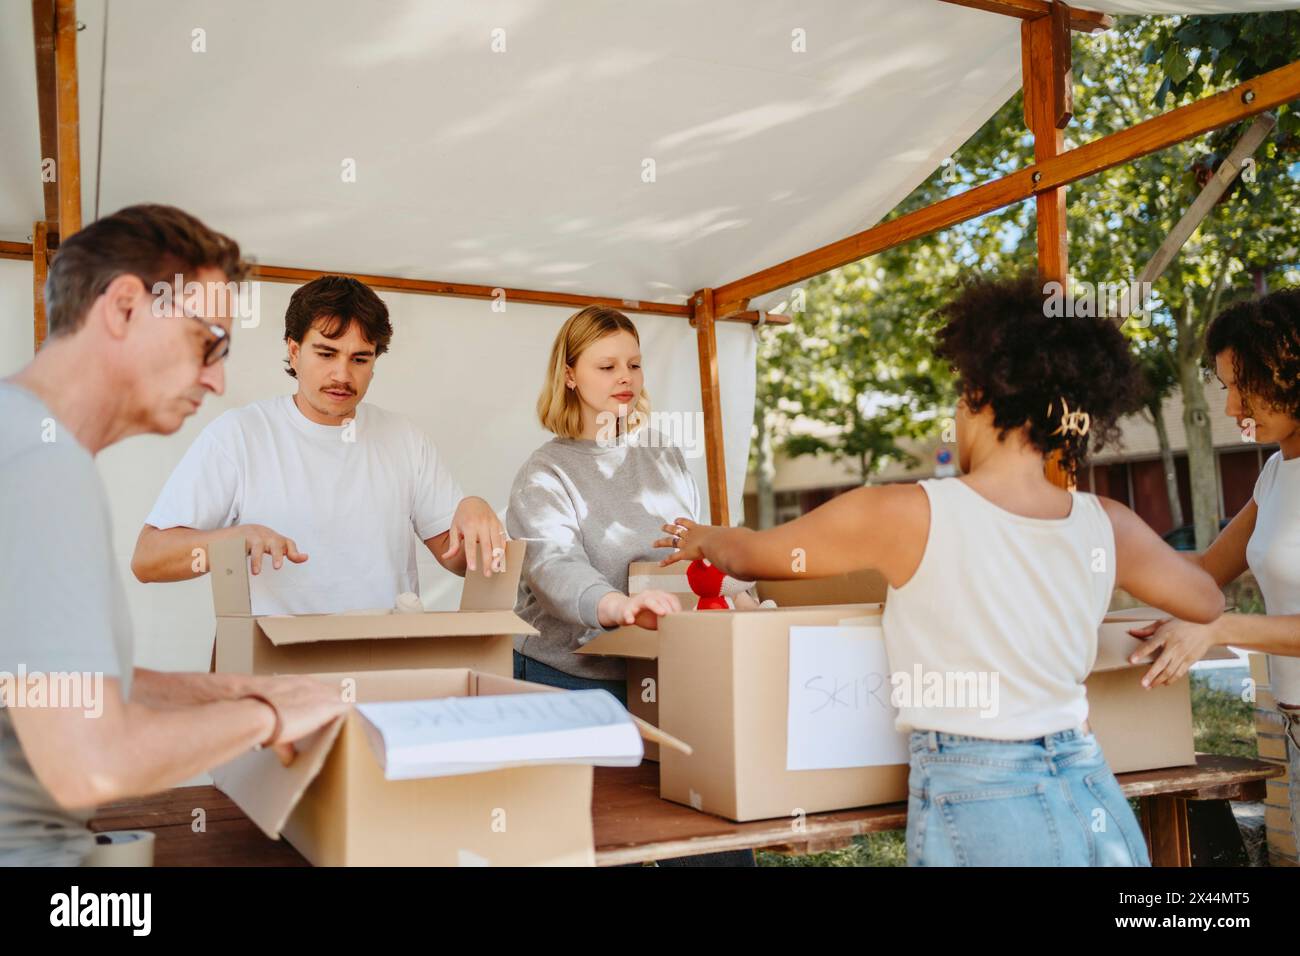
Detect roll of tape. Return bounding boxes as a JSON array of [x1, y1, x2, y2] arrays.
[[83, 830, 155, 867]]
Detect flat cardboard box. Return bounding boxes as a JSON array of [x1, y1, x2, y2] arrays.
[[624, 561, 889, 609], [756, 568, 888, 607], [210, 537, 533, 678], [211, 667, 685, 866]]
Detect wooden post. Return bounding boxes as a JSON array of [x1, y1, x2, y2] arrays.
[[1023, 6, 1073, 489], [692, 288, 730, 526], [54, 0, 81, 239], [33, 221, 49, 351]]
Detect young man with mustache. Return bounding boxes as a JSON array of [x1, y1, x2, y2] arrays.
[[131, 274, 506, 615]]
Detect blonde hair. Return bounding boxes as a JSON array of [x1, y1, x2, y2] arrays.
[[538, 306, 651, 439]]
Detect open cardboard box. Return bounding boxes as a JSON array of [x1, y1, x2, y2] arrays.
[[211, 667, 687, 866], [576, 563, 888, 760], [210, 537, 533, 678]]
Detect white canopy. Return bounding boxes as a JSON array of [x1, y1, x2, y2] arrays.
[[0, 0, 1287, 668]]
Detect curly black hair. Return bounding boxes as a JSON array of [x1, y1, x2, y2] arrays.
[[933, 274, 1145, 479], [1204, 288, 1300, 421]]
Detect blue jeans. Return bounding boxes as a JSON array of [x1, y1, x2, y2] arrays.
[[512, 652, 755, 868], [512, 651, 627, 705], [1281, 705, 1300, 847], [906, 727, 1151, 867]]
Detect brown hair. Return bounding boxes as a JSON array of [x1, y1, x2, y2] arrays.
[[44, 204, 246, 338], [537, 306, 650, 439], [283, 275, 393, 378]]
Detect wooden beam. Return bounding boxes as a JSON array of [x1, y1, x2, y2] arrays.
[[938, 0, 1113, 33], [716, 308, 789, 327], [691, 288, 730, 526], [1024, 10, 1072, 489], [712, 58, 1300, 314], [251, 264, 701, 319], [252, 263, 782, 324], [54, 0, 81, 238], [1023, 14, 1070, 288], [0, 248, 781, 326], [33, 222, 49, 351], [0, 241, 35, 261], [32, 0, 58, 230], [1125, 113, 1277, 315]]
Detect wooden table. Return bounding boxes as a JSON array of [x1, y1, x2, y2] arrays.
[[90, 754, 1282, 867]]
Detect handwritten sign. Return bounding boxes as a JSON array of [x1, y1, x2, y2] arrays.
[[787, 625, 909, 771]]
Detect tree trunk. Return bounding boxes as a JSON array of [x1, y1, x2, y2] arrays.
[[1149, 402, 1185, 528], [1176, 293, 1220, 552], [755, 409, 776, 530]]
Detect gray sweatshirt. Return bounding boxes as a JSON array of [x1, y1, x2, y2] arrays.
[[507, 435, 701, 680]]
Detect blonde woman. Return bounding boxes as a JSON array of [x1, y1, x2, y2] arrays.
[[507, 305, 754, 866]]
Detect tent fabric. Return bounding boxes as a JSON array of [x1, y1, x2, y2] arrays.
[[2, 1, 1283, 304], [0, 0, 1286, 672]]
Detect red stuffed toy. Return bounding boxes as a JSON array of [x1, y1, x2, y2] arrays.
[[687, 559, 730, 610]]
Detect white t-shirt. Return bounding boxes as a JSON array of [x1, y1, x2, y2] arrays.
[[146, 394, 463, 615], [1248, 451, 1300, 705]]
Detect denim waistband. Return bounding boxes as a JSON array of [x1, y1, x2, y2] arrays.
[[911, 723, 1092, 753]]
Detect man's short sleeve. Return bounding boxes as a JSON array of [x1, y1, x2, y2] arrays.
[[413, 430, 465, 540], [0, 443, 125, 679], [144, 416, 242, 531]]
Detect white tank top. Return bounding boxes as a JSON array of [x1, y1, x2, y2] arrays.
[[882, 478, 1116, 739], [1248, 451, 1300, 705]]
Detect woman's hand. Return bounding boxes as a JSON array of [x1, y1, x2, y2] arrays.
[[655, 517, 724, 567], [1127, 617, 1221, 688], [597, 589, 682, 629]]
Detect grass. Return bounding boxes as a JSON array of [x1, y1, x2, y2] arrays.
[[758, 670, 1260, 867]]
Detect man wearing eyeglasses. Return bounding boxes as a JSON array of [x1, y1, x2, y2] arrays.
[[130, 272, 507, 617], [0, 204, 346, 865]]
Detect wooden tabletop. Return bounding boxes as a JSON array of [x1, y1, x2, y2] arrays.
[[89, 754, 1282, 867]]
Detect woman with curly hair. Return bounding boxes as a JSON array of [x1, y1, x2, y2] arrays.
[[656, 274, 1224, 866], [1128, 287, 1300, 852]]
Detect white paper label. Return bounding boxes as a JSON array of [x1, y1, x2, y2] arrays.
[[786, 625, 909, 770]]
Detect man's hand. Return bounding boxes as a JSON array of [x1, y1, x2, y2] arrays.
[[242, 524, 308, 576], [1127, 617, 1221, 688], [440, 496, 507, 577], [247, 674, 349, 766]]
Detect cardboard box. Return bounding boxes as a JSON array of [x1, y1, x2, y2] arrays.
[[756, 568, 888, 607], [210, 537, 533, 678], [657, 604, 903, 821], [212, 667, 683, 866], [1087, 621, 1235, 774], [578, 563, 888, 761]]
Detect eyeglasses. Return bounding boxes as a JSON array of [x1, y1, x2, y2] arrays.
[[185, 314, 230, 366]]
